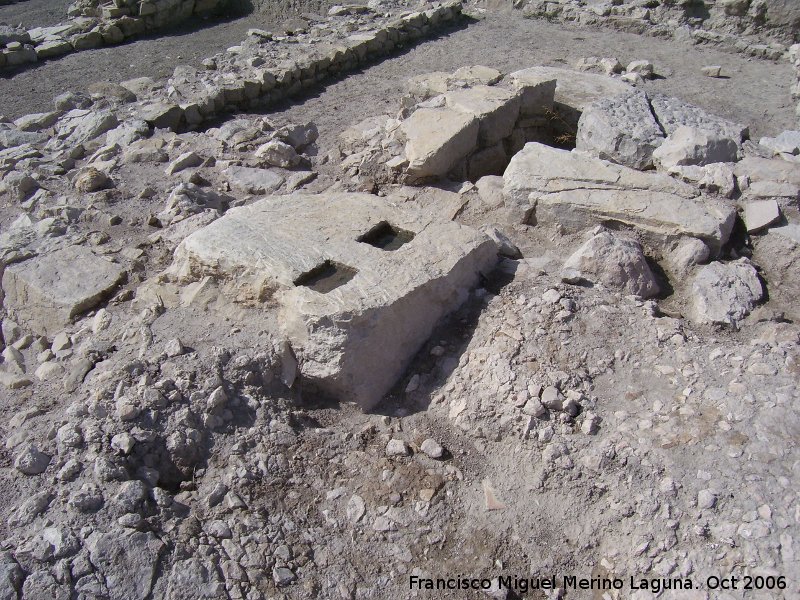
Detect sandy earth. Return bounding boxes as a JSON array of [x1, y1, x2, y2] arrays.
[[0, 0, 73, 29], [266, 13, 796, 147], [2, 10, 793, 139], [0, 5, 799, 600]]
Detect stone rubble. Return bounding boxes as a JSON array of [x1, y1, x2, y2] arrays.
[[0, 1, 799, 599]]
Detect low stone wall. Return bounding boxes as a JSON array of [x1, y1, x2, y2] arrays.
[[0, 0, 227, 70], [119, 1, 467, 131], [514, 0, 793, 59]]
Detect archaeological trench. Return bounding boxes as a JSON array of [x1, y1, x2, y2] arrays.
[[0, 0, 799, 598]]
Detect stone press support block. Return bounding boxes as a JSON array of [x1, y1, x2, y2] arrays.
[[170, 192, 498, 409]]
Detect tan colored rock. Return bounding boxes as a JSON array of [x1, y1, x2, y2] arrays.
[[400, 107, 479, 180], [503, 143, 736, 253], [444, 85, 521, 146], [2, 246, 125, 336], [170, 192, 497, 408]]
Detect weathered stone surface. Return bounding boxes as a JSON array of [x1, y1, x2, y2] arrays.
[[650, 94, 749, 142], [652, 126, 740, 170], [255, 139, 301, 168], [759, 130, 800, 156], [508, 66, 631, 115], [503, 143, 736, 252], [691, 260, 763, 327], [224, 166, 285, 194], [576, 89, 665, 170], [449, 65, 503, 86], [2, 246, 125, 336], [170, 192, 497, 408], [562, 230, 660, 298], [158, 183, 231, 226], [752, 224, 800, 320], [137, 101, 183, 130], [735, 156, 800, 190], [0, 553, 23, 600], [743, 199, 781, 232], [54, 109, 119, 147], [86, 530, 165, 600], [165, 558, 225, 599], [401, 107, 479, 180], [506, 70, 556, 117], [0, 127, 47, 149], [404, 71, 451, 100], [444, 85, 521, 146]]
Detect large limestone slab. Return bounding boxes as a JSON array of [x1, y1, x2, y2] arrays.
[[444, 86, 521, 146], [170, 192, 497, 408], [401, 107, 479, 180], [649, 94, 749, 142], [508, 67, 632, 114], [2, 246, 125, 336], [576, 89, 665, 170], [503, 143, 736, 253]]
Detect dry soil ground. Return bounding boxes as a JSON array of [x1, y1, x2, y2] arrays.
[[1, 10, 795, 142]]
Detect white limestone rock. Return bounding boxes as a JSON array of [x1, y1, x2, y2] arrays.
[[400, 107, 479, 180], [576, 89, 665, 170], [743, 200, 781, 232], [562, 230, 660, 298], [2, 246, 125, 336], [444, 85, 521, 147], [652, 126, 740, 170], [223, 165, 284, 194], [503, 143, 736, 253], [691, 259, 764, 327]]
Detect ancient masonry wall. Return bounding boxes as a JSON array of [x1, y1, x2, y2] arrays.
[[0, 0, 227, 69], [122, 1, 467, 131]]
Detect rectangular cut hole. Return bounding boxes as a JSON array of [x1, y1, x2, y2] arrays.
[[358, 222, 415, 251], [293, 261, 357, 293]]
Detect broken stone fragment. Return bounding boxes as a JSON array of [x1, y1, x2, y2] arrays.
[[74, 166, 110, 192], [444, 85, 521, 147], [626, 59, 654, 79], [420, 438, 444, 459], [562, 230, 660, 298], [223, 165, 284, 195], [576, 89, 664, 170], [13, 445, 51, 475], [386, 439, 410, 456], [3, 246, 125, 336], [255, 139, 301, 168], [400, 107, 479, 180], [503, 143, 736, 254], [701, 65, 723, 78], [743, 199, 781, 233], [652, 126, 739, 170], [690, 259, 764, 328]]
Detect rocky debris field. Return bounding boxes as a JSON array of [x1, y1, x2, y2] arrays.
[[0, 0, 800, 599]]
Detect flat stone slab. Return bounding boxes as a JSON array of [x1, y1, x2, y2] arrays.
[[170, 192, 497, 408], [508, 66, 632, 114], [576, 89, 665, 170], [743, 199, 781, 232], [224, 166, 285, 194], [2, 245, 125, 336], [503, 143, 736, 252]]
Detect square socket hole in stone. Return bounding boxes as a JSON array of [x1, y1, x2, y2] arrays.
[[358, 222, 415, 251], [293, 260, 357, 293]]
